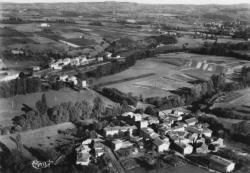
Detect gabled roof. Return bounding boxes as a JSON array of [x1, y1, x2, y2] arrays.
[[210, 155, 234, 166], [153, 137, 164, 146], [185, 117, 198, 124]]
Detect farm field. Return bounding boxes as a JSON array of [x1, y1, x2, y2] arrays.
[[211, 88, 250, 120], [0, 122, 75, 159], [95, 52, 248, 98], [0, 88, 114, 127]]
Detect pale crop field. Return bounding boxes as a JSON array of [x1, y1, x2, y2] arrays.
[[95, 52, 249, 98]]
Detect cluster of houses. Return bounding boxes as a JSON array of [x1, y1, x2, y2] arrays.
[[75, 108, 235, 172], [58, 74, 87, 87], [75, 139, 105, 166], [49, 55, 103, 70]]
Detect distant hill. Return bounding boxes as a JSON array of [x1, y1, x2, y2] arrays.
[[1, 2, 250, 21]]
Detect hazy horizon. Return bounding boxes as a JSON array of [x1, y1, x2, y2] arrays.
[[1, 0, 250, 5]]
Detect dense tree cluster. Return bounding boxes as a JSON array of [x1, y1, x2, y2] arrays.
[[190, 42, 250, 60], [101, 88, 138, 107], [0, 77, 41, 98], [231, 121, 250, 145]]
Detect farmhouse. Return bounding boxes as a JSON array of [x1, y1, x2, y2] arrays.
[[209, 155, 235, 173]]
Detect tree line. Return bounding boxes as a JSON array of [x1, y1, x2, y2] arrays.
[[0, 76, 41, 98]]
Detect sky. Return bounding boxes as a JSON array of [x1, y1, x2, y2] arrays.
[[1, 0, 250, 5]]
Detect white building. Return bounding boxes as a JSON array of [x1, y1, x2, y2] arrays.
[[174, 142, 193, 155], [82, 80, 87, 87], [32, 66, 40, 71], [68, 76, 78, 85], [172, 125, 185, 132], [59, 74, 68, 82], [11, 49, 24, 55], [75, 144, 91, 166], [153, 137, 170, 153], [104, 126, 136, 137], [106, 52, 112, 59], [112, 139, 133, 151], [97, 57, 104, 62], [185, 117, 198, 126], [40, 23, 50, 27], [202, 128, 213, 137], [50, 63, 62, 70], [209, 155, 235, 173], [62, 58, 71, 66], [140, 120, 149, 129]]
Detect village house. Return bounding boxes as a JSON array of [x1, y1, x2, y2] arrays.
[[146, 116, 160, 125], [97, 57, 104, 62], [202, 128, 213, 137], [106, 52, 112, 59], [167, 131, 180, 143], [94, 143, 105, 157], [185, 117, 198, 126], [187, 126, 203, 135], [196, 143, 209, 154], [158, 109, 173, 117], [140, 127, 159, 140], [133, 113, 142, 122], [11, 49, 24, 55], [75, 144, 91, 166], [169, 113, 183, 121], [59, 74, 68, 82], [209, 155, 235, 173], [50, 62, 62, 70], [139, 120, 149, 129], [40, 23, 50, 27], [152, 137, 170, 152], [173, 142, 193, 155], [172, 125, 185, 132], [104, 125, 136, 137], [62, 58, 71, 66], [158, 125, 171, 136], [111, 139, 133, 151], [68, 76, 78, 85], [32, 66, 40, 71], [82, 80, 87, 88]]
